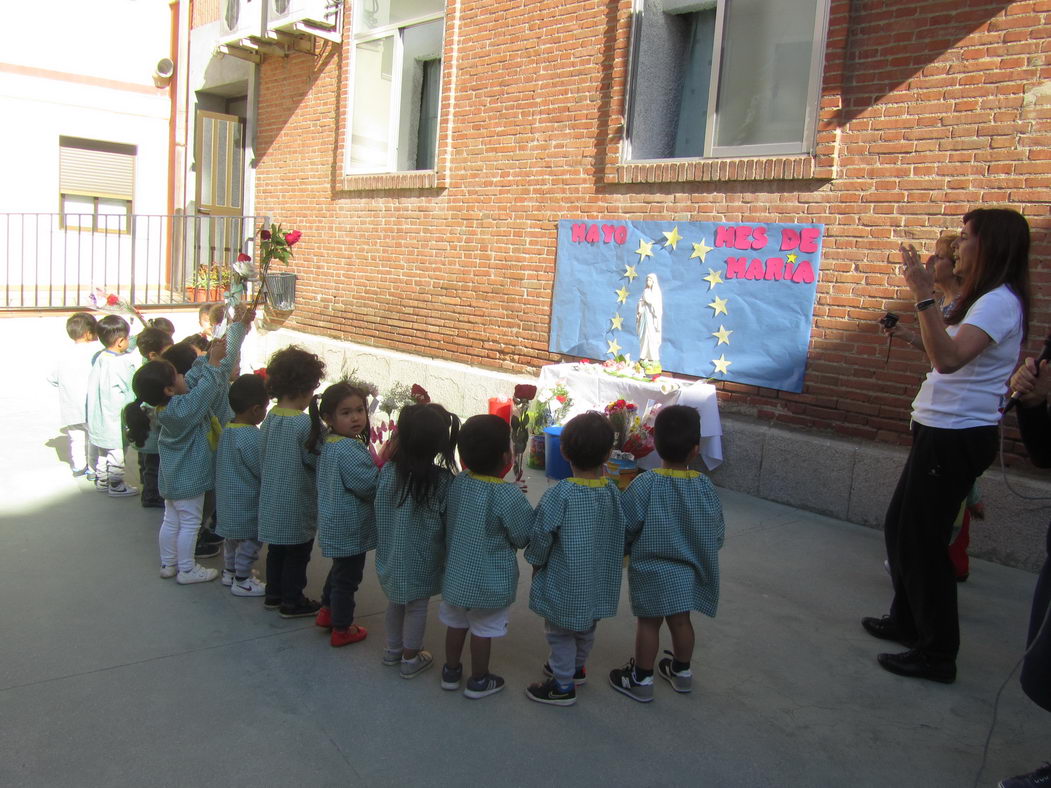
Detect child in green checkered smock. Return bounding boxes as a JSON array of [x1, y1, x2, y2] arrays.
[[214, 373, 270, 598], [608, 405, 725, 704], [525, 412, 624, 707], [438, 415, 532, 699], [124, 339, 229, 585], [258, 346, 326, 618], [132, 327, 175, 508], [308, 382, 378, 648], [375, 402, 460, 680]]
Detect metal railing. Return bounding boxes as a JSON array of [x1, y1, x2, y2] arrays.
[[0, 213, 268, 310]]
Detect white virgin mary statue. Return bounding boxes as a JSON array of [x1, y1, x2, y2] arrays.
[[636, 272, 663, 364]]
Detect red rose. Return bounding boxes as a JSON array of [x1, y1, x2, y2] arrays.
[[514, 384, 537, 401], [253, 368, 268, 381], [260, 229, 271, 241], [410, 384, 430, 404], [237, 252, 252, 262], [556, 395, 567, 403], [106, 294, 119, 306], [284, 230, 302, 246]]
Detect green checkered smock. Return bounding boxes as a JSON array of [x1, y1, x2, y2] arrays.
[[215, 422, 262, 540], [258, 407, 318, 545], [525, 477, 626, 632], [622, 469, 725, 618], [442, 472, 534, 609], [156, 364, 224, 501], [317, 435, 378, 559], [185, 321, 245, 425], [374, 462, 453, 605]]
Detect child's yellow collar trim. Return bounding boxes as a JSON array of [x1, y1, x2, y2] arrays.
[[325, 434, 345, 443], [467, 471, 506, 484], [227, 422, 255, 429], [653, 468, 701, 479], [567, 477, 612, 488], [270, 407, 303, 417]]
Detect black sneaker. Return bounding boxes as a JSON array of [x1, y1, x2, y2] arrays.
[[263, 596, 281, 610], [279, 597, 322, 619], [525, 677, 576, 706], [200, 529, 225, 545], [194, 542, 220, 559], [440, 663, 463, 691], [465, 673, 505, 700], [999, 763, 1051, 788], [608, 659, 654, 703], [542, 662, 587, 686]]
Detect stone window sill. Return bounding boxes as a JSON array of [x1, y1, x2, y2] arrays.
[[337, 170, 442, 192], [611, 155, 832, 184]]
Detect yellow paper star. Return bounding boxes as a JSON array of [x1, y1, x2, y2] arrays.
[[691, 238, 713, 261], [624, 264, 638, 282], [611, 313, 624, 331], [708, 296, 728, 316], [787, 252, 798, 263], [663, 226, 683, 250], [712, 354, 732, 375], [608, 338, 622, 356], [635, 239, 654, 262], [712, 325, 733, 345], [703, 268, 723, 290], [616, 286, 630, 304]]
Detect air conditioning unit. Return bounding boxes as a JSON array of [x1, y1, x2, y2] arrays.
[[268, 0, 342, 34], [219, 0, 267, 45]]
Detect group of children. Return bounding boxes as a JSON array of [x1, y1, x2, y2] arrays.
[[52, 309, 727, 706]]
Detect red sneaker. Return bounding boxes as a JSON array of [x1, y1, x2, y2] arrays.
[[330, 625, 368, 647], [315, 606, 332, 629]]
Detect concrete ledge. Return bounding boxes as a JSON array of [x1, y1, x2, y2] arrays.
[[256, 328, 1051, 572]]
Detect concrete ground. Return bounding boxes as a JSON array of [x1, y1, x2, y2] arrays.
[[1, 314, 1048, 787]]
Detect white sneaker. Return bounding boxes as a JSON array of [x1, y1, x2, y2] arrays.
[[230, 576, 266, 597], [159, 565, 178, 579], [176, 564, 219, 584], [221, 569, 235, 587], [107, 481, 139, 498], [400, 650, 434, 679]]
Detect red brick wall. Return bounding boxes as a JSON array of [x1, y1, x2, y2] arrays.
[[254, 0, 1051, 459]]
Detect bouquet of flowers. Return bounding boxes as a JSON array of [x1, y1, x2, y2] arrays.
[[529, 382, 573, 435], [88, 288, 147, 325], [249, 223, 302, 310], [509, 384, 537, 484], [602, 355, 661, 383], [371, 381, 430, 466], [604, 398, 654, 459]]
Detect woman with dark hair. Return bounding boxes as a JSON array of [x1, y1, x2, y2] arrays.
[[997, 356, 1051, 788], [863, 208, 1032, 683]]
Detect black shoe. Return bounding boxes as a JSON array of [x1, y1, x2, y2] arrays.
[[279, 597, 322, 619], [141, 499, 165, 509], [263, 596, 281, 610], [194, 542, 220, 559], [999, 762, 1051, 788], [543, 662, 587, 686], [525, 677, 576, 706], [877, 649, 956, 684], [200, 529, 225, 545], [861, 615, 916, 647]]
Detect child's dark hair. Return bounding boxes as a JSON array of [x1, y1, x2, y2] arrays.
[[653, 405, 700, 464], [136, 327, 173, 359], [124, 361, 176, 448], [560, 412, 614, 471], [457, 414, 510, 476], [66, 312, 97, 341], [391, 403, 460, 509], [162, 343, 198, 375], [266, 345, 326, 400], [306, 381, 371, 454], [181, 333, 209, 352], [147, 316, 176, 336], [229, 373, 269, 416], [97, 314, 130, 348]]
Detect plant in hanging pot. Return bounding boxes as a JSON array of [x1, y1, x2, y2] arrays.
[[252, 223, 302, 312]]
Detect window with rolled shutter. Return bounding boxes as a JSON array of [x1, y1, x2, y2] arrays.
[[59, 136, 136, 233]]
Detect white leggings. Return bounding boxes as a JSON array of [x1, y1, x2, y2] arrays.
[[385, 598, 430, 652], [159, 495, 205, 572]]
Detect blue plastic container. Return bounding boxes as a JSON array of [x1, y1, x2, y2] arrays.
[[544, 426, 572, 480]]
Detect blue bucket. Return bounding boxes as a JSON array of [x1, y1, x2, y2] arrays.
[[544, 426, 572, 480]]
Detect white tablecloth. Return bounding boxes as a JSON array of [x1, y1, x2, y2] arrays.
[[536, 363, 723, 470]]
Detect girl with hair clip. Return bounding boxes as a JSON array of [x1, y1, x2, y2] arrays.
[[257, 346, 326, 618], [124, 338, 228, 583], [375, 402, 460, 678], [864, 208, 1031, 684], [307, 382, 378, 647]]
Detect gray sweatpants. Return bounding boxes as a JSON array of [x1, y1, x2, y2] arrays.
[[544, 619, 597, 687], [223, 538, 262, 578], [385, 598, 430, 652]]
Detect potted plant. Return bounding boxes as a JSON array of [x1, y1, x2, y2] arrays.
[[185, 263, 231, 302]]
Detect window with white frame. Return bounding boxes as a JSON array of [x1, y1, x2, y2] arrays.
[[59, 136, 136, 233], [347, 0, 445, 173], [626, 0, 829, 161]]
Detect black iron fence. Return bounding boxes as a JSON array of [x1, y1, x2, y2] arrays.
[[0, 213, 268, 310]]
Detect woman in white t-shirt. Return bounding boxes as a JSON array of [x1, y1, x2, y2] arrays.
[[862, 208, 1031, 684]]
